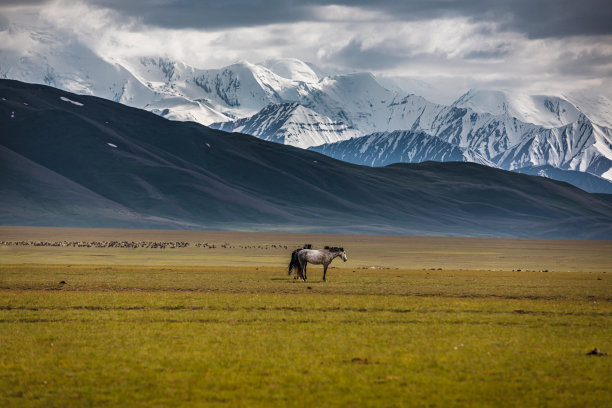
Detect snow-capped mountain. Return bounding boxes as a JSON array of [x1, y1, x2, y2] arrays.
[[373, 95, 542, 158], [451, 89, 583, 128], [312, 116, 612, 183], [259, 58, 320, 83], [562, 93, 612, 129], [2, 24, 612, 186], [210, 102, 362, 148], [0, 31, 231, 124], [309, 130, 493, 167], [494, 116, 612, 178], [220, 85, 612, 183], [452, 89, 612, 130], [0, 27, 321, 124], [0, 30, 156, 108], [101, 57, 298, 122], [221, 91, 543, 155]]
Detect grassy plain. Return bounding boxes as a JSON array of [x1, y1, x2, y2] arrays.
[[1, 226, 611, 407]]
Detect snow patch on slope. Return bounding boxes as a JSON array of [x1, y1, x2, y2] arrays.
[[60, 96, 83, 106]]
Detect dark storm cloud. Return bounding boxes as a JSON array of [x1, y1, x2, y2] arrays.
[[329, 39, 406, 70], [5, 0, 612, 38], [553, 49, 612, 76], [70, 0, 612, 38], [0, 0, 317, 29], [85, 0, 318, 30], [0, 14, 9, 29], [464, 44, 513, 60], [0, 0, 49, 5], [315, 0, 612, 38]]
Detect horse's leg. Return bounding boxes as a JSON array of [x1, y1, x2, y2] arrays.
[[303, 262, 307, 281], [323, 263, 328, 282], [297, 259, 305, 281]]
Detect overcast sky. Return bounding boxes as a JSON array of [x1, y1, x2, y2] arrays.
[[2, 0, 612, 101]]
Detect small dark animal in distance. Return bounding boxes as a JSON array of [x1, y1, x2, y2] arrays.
[[586, 348, 607, 356]]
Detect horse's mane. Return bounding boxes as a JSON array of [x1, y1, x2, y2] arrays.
[[324, 246, 344, 252]]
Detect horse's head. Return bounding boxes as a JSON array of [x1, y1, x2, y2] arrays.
[[326, 246, 347, 261]]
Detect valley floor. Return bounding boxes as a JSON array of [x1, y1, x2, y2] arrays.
[[0, 227, 611, 407]]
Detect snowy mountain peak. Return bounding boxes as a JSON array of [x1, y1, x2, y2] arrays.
[[452, 89, 509, 114], [322, 72, 382, 92], [563, 93, 612, 129], [260, 58, 319, 83], [137, 57, 182, 81], [452, 89, 582, 128], [210, 102, 362, 148]]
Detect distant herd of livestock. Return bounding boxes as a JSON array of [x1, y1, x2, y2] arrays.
[[0, 241, 290, 250]]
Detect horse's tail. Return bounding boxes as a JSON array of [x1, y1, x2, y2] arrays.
[[288, 245, 310, 276], [288, 249, 299, 275]]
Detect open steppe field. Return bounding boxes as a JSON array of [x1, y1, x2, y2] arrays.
[[1, 227, 611, 407]]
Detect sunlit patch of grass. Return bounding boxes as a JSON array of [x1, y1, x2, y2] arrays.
[[1, 263, 611, 407]]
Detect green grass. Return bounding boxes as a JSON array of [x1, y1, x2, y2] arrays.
[[0, 227, 611, 407]]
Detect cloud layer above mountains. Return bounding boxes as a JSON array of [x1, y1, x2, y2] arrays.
[[2, 0, 611, 101]]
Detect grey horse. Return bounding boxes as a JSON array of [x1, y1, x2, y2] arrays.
[[296, 246, 347, 282]]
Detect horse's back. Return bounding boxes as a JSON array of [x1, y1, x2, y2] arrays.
[[299, 249, 328, 264]]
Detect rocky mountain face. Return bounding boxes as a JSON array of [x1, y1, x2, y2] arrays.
[[309, 118, 612, 193], [210, 102, 362, 148], [310, 130, 493, 167]]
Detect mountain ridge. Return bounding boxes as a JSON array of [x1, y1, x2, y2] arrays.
[[310, 130, 493, 167], [309, 120, 612, 193], [3, 79, 612, 239]]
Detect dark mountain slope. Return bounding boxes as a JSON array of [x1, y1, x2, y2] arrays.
[[2, 79, 612, 238], [514, 165, 612, 194]]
